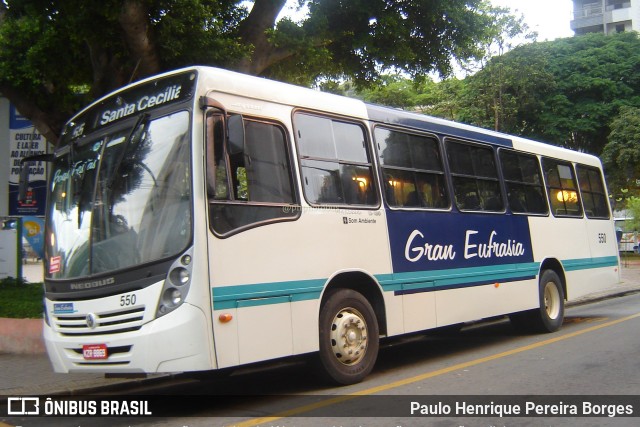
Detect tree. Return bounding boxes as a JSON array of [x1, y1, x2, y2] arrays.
[[356, 74, 423, 109], [0, 0, 509, 144], [456, 32, 640, 155], [539, 32, 640, 154], [623, 196, 640, 231], [601, 106, 640, 204], [458, 42, 554, 134]]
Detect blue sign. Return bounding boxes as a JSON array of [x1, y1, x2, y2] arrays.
[[8, 104, 48, 216], [53, 303, 76, 314], [384, 210, 536, 293]]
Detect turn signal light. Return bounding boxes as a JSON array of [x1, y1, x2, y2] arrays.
[[219, 313, 233, 323]]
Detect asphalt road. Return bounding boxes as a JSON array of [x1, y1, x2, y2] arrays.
[[7, 291, 640, 427]]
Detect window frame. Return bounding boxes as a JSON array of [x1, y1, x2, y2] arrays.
[[576, 164, 611, 220], [373, 124, 451, 211], [445, 137, 505, 214], [541, 157, 584, 218], [205, 111, 300, 237], [293, 109, 380, 209], [498, 148, 549, 216]]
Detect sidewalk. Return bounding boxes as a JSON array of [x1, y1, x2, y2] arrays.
[[1, 263, 640, 396]]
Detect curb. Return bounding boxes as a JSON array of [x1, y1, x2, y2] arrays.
[[0, 317, 44, 354]]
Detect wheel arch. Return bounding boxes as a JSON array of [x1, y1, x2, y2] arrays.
[[320, 270, 387, 337], [539, 258, 567, 300]]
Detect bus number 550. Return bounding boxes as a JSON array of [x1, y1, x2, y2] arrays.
[[120, 294, 137, 307]]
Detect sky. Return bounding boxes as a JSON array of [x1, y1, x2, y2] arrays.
[[490, 0, 574, 41]]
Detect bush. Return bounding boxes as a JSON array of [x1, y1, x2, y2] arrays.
[[0, 278, 43, 318]]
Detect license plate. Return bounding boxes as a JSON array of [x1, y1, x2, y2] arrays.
[[82, 344, 108, 360]]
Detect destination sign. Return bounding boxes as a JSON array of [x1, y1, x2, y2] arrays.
[[61, 70, 197, 144]]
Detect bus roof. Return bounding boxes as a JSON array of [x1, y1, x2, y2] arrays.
[[71, 66, 603, 168]]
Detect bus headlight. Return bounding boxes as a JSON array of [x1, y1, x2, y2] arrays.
[[170, 267, 190, 286], [162, 288, 183, 307], [155, 248, 193, 319]]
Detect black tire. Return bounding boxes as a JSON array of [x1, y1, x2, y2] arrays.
[[510, 269, 564, 333], [317, 288, 379, 385], [535, 269, 565, 332]]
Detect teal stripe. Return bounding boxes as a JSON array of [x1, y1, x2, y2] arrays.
[[213, 278, 324, 310], [562, 255, 619, 272], [211, 256, 618, 310], [236, 295, 291, 308], [376, 262, 541, 292]]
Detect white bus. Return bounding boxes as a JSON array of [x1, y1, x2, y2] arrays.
[[36, 67, 620, 385]]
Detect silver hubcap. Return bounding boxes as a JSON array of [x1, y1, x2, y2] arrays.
[[330, 307, 368, 366], [543, 282, 560, 319]]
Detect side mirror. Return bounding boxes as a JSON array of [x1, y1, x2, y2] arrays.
[[227, 115, 245, 156], [200, 96, 245, 155]]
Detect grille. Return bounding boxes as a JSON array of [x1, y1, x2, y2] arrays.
[[54, 305, 146, 336]]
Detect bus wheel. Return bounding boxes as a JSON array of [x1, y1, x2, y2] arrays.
[[537, 270, 565, 332], [511, 270, 564, 333], [317, 289, 379, 385]]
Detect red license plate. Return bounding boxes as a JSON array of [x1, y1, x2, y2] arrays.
[[82, 344, 108, 360]]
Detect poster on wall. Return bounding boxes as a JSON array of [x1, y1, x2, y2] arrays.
[[8, 105, 48, 216], [22, 216, 45, 259]]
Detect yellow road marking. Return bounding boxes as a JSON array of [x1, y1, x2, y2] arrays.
[[230, 312, 640, 427]]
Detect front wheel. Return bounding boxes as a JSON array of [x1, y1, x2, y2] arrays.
[[317, 289, 379, 385]]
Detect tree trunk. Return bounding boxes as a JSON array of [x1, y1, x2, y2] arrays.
[[119, 0, 161, 81], [236, 0, 288, 75], [0, 83, 62, 144]]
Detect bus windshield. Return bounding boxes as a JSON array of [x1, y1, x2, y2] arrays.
[[46, 111, 192, 280]]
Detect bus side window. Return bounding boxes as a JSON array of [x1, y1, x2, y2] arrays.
[[542, 158, 583, 218], [295, 113, 377, 207], [375, 127, 449, 209], [499, 149, 548, 215], [206, 114, 297, 235], [446, 139, 503, 212], [576, 165, 610, 219]]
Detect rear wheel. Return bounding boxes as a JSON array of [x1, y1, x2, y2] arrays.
[[510, 269, 564, 333], [537, 270, 565, 332], [317, 289, 379, 385]]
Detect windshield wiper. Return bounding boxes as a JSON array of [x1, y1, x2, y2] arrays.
[[106, 113, 150, 190]]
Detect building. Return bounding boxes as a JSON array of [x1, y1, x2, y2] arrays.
[[571, 0, 640, 35]]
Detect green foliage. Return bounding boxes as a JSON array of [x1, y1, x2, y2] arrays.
[[287, 0, 499, 85], [601, 106, 640, 203], [459, 43, 554, 134], [0, 0, 522, 141], [0, 278, 43, 318], [624, 197, 640, 232], [462, 32, 640, 154], [356, 74, 422, 108], [0, 0, 250, 138], [151, 0, 248, 70]]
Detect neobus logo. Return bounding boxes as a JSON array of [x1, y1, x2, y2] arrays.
[[70, 277, 115, 290]]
